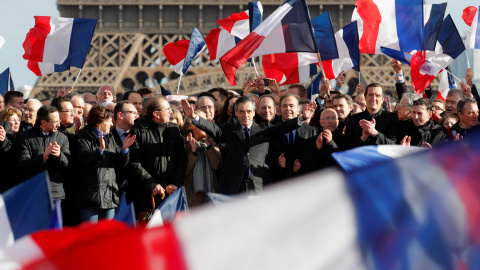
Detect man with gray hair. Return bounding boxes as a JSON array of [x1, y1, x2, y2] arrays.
[[450, 98, 479, 139], [397, 92, 421, 128], [20, 99, 42, 133], [445, 89, 465, 114], [96, 84, 115, 103], [196, 95, 216, 122]]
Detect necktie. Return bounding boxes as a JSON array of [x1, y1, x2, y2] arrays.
[[243, 127, 250, 148]]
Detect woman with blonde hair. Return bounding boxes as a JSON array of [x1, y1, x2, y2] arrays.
[[0, 106, 21, 138]]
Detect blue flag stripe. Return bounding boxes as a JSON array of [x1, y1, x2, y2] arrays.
[[395, 0, 424, 52], [343, 21, 360, 72], [182, 27, 206, 75], [312, 11, 338, 61], [424, 3, 447, 51], [248, 2, 262, 33], [281, 0, 317, 53], [438, 15, 465, 60]]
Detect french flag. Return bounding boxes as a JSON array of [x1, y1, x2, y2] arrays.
[[205, 3, 263, 60], [262, 53, 317, 85], [4, 132, 480, 269], [437, 66, 458, 101], [0, 171, 52, 248], [322, 21, 360, 80], [464, 6, 480, 49], [163, 27, 205, 76], [423, 3, 447, 51], [220, 0, 317, 85], [307, 71, 323, 101], [146, 187, 189, 228], [351, 0, 424, 54], [22, 17, 97, 76]]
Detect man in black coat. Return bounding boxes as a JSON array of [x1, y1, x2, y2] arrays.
[[345, 83, 399, 149], [16, 105, 70, 200], [449, 98, 480, 140], [269, 93, 317, 182], [130, 96, 187, 218], [181, 96, 316, 195], [399, 98, 448, 147]]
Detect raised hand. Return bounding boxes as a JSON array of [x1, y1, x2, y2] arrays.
[[336, 72, 345, 89], [122, 134, 136, 150], [466, 68, 474, 85], [293, 159, 301, 173], [355, 83, 364, 94], [181, 99, 195, 118], [268, 78, 280, 95], [255, 76, 265, 93], [278, 153, 286, 168], [187, 133, 198, 152], [0, 126, 5, 143], [460, 81, 474, 98], [301, 101, 317, 121], [98, 132, 105, 152], [44, 143, 54, 161], [400, 136, 411, 146], [320, 78, 331, 97], [392, 59, 402, 75]]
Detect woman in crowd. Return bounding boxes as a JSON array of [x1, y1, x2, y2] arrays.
[[218, 95, 238, 125], [170, 108, 184, 129], [76, 106, 135, 222], [182, 110, 222, 208], [0, 107, 21, 138]]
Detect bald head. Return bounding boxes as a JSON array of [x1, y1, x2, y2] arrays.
[[319, 108, 339, 132], [24, 99, 42, 126], [96, 85, 115, 103]]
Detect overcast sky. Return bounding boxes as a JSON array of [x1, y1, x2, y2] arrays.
[[0, 0, 477, 92]]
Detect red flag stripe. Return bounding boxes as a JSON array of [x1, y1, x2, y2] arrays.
[[205, 28, 221, 61], [462, 6, 478, 27], [163, 40, 190, 66], [355, 0, 381, 54], [217, 11, 249, 33], [22, 16, 52, 62]]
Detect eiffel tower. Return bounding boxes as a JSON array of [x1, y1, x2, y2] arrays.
[[30, 0, 426, 100]]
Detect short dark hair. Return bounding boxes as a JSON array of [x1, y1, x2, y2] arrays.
[[279, 93, 300, 107], [412, 98, 432, 111], [51, 96, 72, 111], [146, 96, 169, 119], [137, 87, 154, 97], [114, 100, 132, 122], [332, 94, 353, 107], [122, 90, 139, 101], [234, 96, 256, 111], [87, 105, 114, 127], [197, 92, 217, 102], [457, 98, 477, 114], [287, 84, 307, 99], [36, 105, 58, 126], [4, 91, 23, 105], [365, 83, 384, 97], [208, 88, 229, 101]]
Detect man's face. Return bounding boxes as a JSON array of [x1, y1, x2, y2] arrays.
[[42, 112, 61, 133], [332, 98, 352, 121], [445, 94, 461, 113], [354, 94, 367, 111], [319, 109, 339, 131], [24, 101, 41, 126], [197, 98, 215, 121], [8, 97, 24, 111], [235, 102, 255, 127], [119, 103, 138, 129], [211, 92, 225, 115], [0, 95, 4, 110], [325, 94, 338, 109], [71, 97, 84, 116], [59, 102, 75, 126], [97, 86, 114, 103], [458, 103, 479, 128], [431, 100, 445, 118], [154, 100, 172, 123], [365, 87, 384, 113], [397, 97, 412, 121], [412, 105, 432, 127], [259, 97, 276, 122], [280, 96, 299, 121], [127, 92, 143, 114]]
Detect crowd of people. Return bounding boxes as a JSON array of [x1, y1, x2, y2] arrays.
[[0, 59, 479, 226]]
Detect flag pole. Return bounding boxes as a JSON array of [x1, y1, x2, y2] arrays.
[[71, 69, 82, 91], [465, 49, 471, 69], [443, 68, 462, 85], [252, 58, 259, 77], [315, 52, 329, 96], [176, 75, 183, 95], [63, 70, 70, 91], [247, 61, 252, 81]]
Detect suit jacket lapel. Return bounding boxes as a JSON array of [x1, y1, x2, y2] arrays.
[[234, 124, 248, 149]]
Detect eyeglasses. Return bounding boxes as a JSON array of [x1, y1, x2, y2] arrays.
[[122, 111, 139, 115], [320, 117, 338, 121], [156, 108, 171, 113]]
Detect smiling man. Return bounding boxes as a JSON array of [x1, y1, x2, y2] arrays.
[[450, 98, 479, 139], [182, 95, 316, 194], [345, 83, 399, 149]]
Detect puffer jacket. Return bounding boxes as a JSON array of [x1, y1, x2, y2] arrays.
[[76, 125, 128, 209], [400, 119, 448, 147]]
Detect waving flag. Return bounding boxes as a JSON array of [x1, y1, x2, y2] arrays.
[[146, 187, 189, 228], [352, 0, 424, 54], [307, 71, 323, 101], [220, 0, 317, 85], [423, 3, 447, 51], [262, 53, 317, 85], [23, 17, 97, 76], [464, 6, 480, 49], [410, 51, 443, 94], [163, 27, 205, 76], [0, 171, 52, 248], [4, 133, 480, 269], [322, 21, 360, 80], [206, 3, 263, 60], [0, 68, 15, 96], [312, 11, 338, 61], [437, 66, 458, 101]]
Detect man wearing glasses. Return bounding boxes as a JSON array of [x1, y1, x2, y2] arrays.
[[130, 96, 187, 221], [17, 105, 71, 201], [20, 99, 42, 133]]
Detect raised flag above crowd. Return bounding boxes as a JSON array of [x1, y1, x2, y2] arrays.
[[163, 27, 205, 76], [464, 6, 480, 50]]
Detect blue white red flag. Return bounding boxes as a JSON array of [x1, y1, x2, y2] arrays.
[[146, 187, 189, 228], [307, 71, 323, 101], [423, 3, 447, 51], [0, 68, 15, 96], [464, 6, 480, 49], [410, 51, 444, 94], [322, 21, 360, 80], [262, 53, 317, 85], [312, 11, 338, 62], [0, 171, 52, 248], [437, 66, 458, 101], [3, 133, 480, 269], [23, 17, 97, 76], [163, 27, 205, 76], [352, 0, 424, 54], [220, 0, 317, 85]]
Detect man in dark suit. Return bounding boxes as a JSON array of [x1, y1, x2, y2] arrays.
[[181, 96, 316, 195], [269, 93, 317, 182], [345, 83, 399, 149]]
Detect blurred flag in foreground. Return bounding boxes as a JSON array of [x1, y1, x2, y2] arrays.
[[146, 187, 188, 228], [3, 134, 480, 269]]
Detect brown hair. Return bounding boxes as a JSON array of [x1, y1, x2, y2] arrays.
[[87, 105, 114, 127], [0, 106, 21, 122]]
